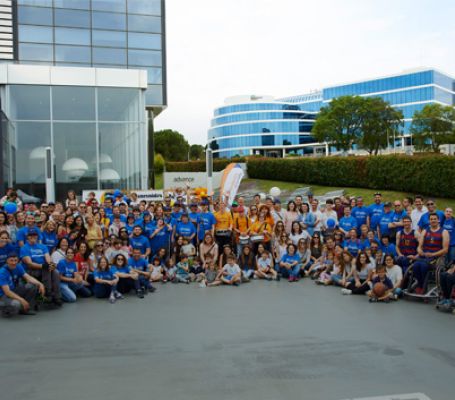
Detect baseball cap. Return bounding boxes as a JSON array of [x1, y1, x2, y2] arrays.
[[384, 202, 392, 207], [27, 229, 39, 237]]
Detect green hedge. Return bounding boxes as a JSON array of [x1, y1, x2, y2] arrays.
[[247, 155, 455, 198], [165, 158, 246, 172]]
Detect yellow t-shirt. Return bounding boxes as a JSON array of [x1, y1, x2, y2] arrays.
[[214, 211, 233, 230]]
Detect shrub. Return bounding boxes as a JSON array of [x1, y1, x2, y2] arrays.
[[247, 155, 455, 198], [154, 153, 165, 173]]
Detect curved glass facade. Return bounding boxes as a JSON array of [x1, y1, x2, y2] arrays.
[[210, 69, 455, 158]]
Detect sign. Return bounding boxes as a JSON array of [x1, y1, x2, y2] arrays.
[[164, 171, 223, 190], [82, 189, 164, 203]]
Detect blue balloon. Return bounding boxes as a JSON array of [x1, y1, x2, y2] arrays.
[[113, 189, 122, 197], [327, 218, 336, 229], [4, 202, 17, 214]]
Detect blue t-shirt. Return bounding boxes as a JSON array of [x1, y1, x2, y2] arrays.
[[351, 206, 369, 228], [20, 243, 49, 265], [41, 231, 58, 253], [381, 243, 397, 257], [113, 265, 131, 275], [57, 259, 77, 278], [16, 226, 42, 244], [0, 264, 26, 297], [343, 239, 362, 256], [378, 211, 395, 236], [150, 226, 172, 254], [339, 216, 358, 233], [108, 214, 127, 224], [143, 222, 156, 239], [175, 221, 196, 238], [128, 257, 149, 272], [0, 244, 15, 267], [281, 253, 300, 265], [442, 217, 455, 246], [197, 212, 216, 240], [418, 210, 445, 231], [188, 211, 199, 226], [392, 209, 407, 233], [129, 234, 150, 255], [94, 269, 116, 281], [368, 203, 384, 230]]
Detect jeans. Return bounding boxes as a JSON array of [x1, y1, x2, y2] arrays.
[[94, 283, 117, 298], [0, 283, 37, 316], [330, 274, 343, 285], [396, 256, 413, 273], [29, 267, 61, 300], [242, 269, 254, 279], [280, 264, 300, 279], [412, 257, 434, 289], [347, 279, 370, 295], [117, 277, 140, 294], [447, 246, 455, 264], [60, 282, 92, 303], [138, 275, 153, 289]]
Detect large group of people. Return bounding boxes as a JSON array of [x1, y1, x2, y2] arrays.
[[0, 186, 454, 318]]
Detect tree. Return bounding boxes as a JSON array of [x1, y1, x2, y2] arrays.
[[359, 97, 404, 155], [410, 104, 455, 152], [154, 130, 190, 161], [189, 144, 205, 160], [312, 96, 366, 152], [154, 153, 165, 173]]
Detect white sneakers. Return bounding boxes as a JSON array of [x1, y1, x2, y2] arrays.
[[341, 288, 352, 295]]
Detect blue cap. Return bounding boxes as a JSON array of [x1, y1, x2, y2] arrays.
[[26, 229, 39, 237], [6, 252, 18, 259], [163, 206, 171, 212]]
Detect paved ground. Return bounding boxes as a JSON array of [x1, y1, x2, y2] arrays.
[[1, 280, 454, 400]]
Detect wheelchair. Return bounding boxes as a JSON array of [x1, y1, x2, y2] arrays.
[[402, 256, 447, 302], [435, 261, 455, 313]]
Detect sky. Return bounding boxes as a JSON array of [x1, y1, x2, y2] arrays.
[[154, 0, 455, 146]]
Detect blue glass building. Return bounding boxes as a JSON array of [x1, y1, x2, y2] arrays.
[[209, 69, 455, 158], [0, 0, 167, 198]]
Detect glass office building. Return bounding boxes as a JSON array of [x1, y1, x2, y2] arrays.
[[0, 0, 167, 198], [209, 69, 455, 158]]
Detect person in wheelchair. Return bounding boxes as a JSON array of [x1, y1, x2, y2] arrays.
[[438, 263, 455, 308], [411, 213, 449, 295], [396, 215, 419, 273]]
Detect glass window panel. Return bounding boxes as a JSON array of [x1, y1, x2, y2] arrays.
[[18, 25, 53, 43], [14, 122, 51, 184], [98, 88, 141, 121], [92, 30, 126, 47], [53, 122, 97, 186], [54, 9, 90, 28], [55, 45, 91, 63], [99, 123, 142, 189], [129, 66, 162, 84], [18, 6, 53, 25], [19, 43, 53, 61], [93, 63, 126, 69], [18, 0, 52, 6], [127, 0, 161, 15], [92, 47, 126, 65], [128, 15, 161, 33], [54, 0, 90, 9], [92, 0, 126, 12], [55, 62, 91, 68], [55, 27, 90, 45], [92, 11, 126, 30], [128, 49, 161, 66], [145, 85, 163, 105], [128, 32, 161, 50], [52, 86, 95, 121], [9, 85, 50, 120]]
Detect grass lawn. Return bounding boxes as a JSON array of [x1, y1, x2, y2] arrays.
[[154, 173, 163, 189], [243, 178, 455, 210]]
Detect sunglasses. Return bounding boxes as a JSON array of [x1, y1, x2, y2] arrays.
[[427, 203, 434, 206], [96, 244, 103, 247]]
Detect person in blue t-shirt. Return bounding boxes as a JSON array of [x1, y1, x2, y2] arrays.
[[112, 254, 143, 298], [188, 203, 200, 227], [142, 212, 155, 238], [0, 231, 15, 267], [380, 235, 397, 258], [57, 248, 91, 302], [150, 218, 172, 256], [16, 213, 42, 246], [368, 193, 384, 231], [174, 213, 197, 243], [343, 229, 362, 257], [171, 203, 184, 223], [339, 206, 358, 235], [0, 253, 45, 317], [197, 201, 216, 242], [418, 200, 445, 232], [279, 244, 301, 282], [390, 200, 407, 240], [377, 202, 395, 239], [20, 230, 62, 305], [125, 214, 136, 235], [129, 225, 151, 259], [443, 207, 455, 263], [93, 256, 120, 303], [351, 197, 369, 232], [41, 220, 58, 254], [129, 248, 156, 293]]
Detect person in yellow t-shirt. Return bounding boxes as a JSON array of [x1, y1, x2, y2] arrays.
[[214, 201, 233, 248], [232, 205, 251, 255], [250, 213, 272, 252]]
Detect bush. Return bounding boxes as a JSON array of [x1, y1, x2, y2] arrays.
[[154, 153, 165, 173], [247, 155, 455, 198], [165, 157, 246, 172]]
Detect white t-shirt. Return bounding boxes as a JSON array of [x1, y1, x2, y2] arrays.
[[386, 265, 403, 286], [321, 210, 339, 228], [310, 209, 324, 231], [223, 263, 241, 276], [411, 206, 428, 230], [290, 231, 310, 246]]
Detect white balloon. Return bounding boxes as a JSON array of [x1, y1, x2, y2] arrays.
[[259, 192, 266, 201], [269, 187, 281, 197]]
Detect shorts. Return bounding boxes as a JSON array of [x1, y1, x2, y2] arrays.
[[225, 275, 233, 280]]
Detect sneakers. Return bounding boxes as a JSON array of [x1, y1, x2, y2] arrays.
[[341, 288, 352, 295], [52, 297, 63, 307], [409, 279, 419, 292], [141, 286, 148, 296], [199, 280, 207, 288], [288, 276, 294, 282], [109, 293, 116, 304], [136, 289, 145, 299], [233, 282, 240, 287], [415, 287, 425, 295], [114, 291, 124, 299], [266, 276, 273, 281], [369, 297, 378, 303], [148, 285, 157, 293], [276, 274, 281, 281]]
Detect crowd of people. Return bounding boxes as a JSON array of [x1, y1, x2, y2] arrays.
[[0, 186, 454, 318]]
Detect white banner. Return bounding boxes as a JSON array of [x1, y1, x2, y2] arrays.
[[82, 190, 164, 203]]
